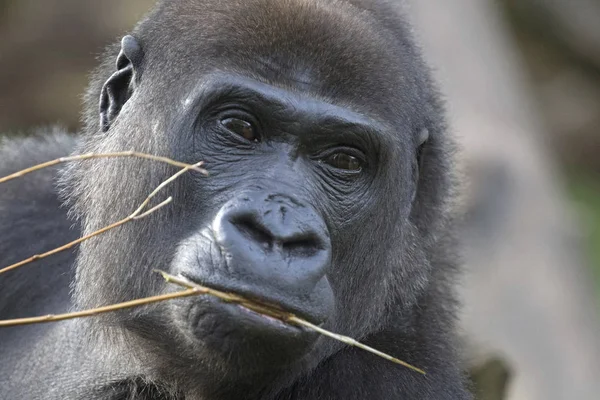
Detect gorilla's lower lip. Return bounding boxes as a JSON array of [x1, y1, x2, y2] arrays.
[[232, 303, 298, 330], [180, 273, 324, 325], [191, 295, 311, 339], [186, 294, 320, 366]]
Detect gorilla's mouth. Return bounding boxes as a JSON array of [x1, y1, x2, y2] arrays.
[[180, 272, 323, 327], [178, 273, 323, 364], [198, 296, 306, 336]]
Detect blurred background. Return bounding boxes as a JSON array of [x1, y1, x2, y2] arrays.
[[0, 0, 598, 399]]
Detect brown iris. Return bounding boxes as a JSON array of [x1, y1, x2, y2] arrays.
[[221, 117, 257, 142], [326, 153, 362, 171]]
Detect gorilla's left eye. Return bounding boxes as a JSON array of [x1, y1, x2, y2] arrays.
[[220, 117, 258, 142], [325, 153, 363, 172]]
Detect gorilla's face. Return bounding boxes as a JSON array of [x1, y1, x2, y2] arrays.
[[70, 0, 433, 384], [164, 73, 405, 370]]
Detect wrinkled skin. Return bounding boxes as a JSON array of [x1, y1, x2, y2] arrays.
[[0, 0, 471, 399]]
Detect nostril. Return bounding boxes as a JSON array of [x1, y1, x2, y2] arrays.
[[230, 214, 324, 258], [281, 235, 321, 258], [231, 215, 274, 249]]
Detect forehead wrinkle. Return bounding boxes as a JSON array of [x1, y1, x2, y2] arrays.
[[185, 72, 388, 131], [252, 56, 318, 94], [177, 72, 402, 155]]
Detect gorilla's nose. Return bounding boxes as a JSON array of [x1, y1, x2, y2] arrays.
[[212, 192, 331, 297]]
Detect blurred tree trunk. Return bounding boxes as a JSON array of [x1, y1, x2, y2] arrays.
[[408, 1, 600, 399], [503, 0, 600, 172], [506, 0, 600, 70]]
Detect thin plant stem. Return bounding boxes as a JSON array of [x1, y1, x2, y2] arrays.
[[287, 316, 426, 375], [0, 289, 200, 327], [0, 268, 426, 374], [134, 197, 174, 219], [0, 160, 205, 275], [0, 198, 172, 275], [0, 151, 207, 185], [157, 271, 426, 375], [130, 161, 203, 217]]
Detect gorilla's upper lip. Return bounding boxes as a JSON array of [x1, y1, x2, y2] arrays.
[[179, 273, 325, 325]]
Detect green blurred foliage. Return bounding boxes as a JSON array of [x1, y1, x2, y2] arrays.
[[568, 171, 600, 301]]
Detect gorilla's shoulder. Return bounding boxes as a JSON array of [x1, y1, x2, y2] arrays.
[[0, 128, 77, 177], [0, 128, 78, 203]]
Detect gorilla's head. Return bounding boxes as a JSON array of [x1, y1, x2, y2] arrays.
[[61, 0, 453, 395]]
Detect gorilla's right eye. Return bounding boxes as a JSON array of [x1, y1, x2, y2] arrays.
[[220, 117, 258, 142]]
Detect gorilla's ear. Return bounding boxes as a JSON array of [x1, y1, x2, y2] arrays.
[[100, 35, 144, 132]]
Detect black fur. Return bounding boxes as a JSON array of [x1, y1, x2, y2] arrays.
[[0, 1, 472, 399]]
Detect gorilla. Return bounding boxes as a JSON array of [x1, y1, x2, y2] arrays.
[[0, 0, 472, 399]]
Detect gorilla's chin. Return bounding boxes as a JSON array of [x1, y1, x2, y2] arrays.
[[186, 295, 320, 368]]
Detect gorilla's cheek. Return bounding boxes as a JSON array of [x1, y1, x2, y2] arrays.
[[172, 228, 226, 279]]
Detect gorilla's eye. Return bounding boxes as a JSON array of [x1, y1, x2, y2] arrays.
[[220, 117, 258, 142], [326, 153, 363, 172]]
